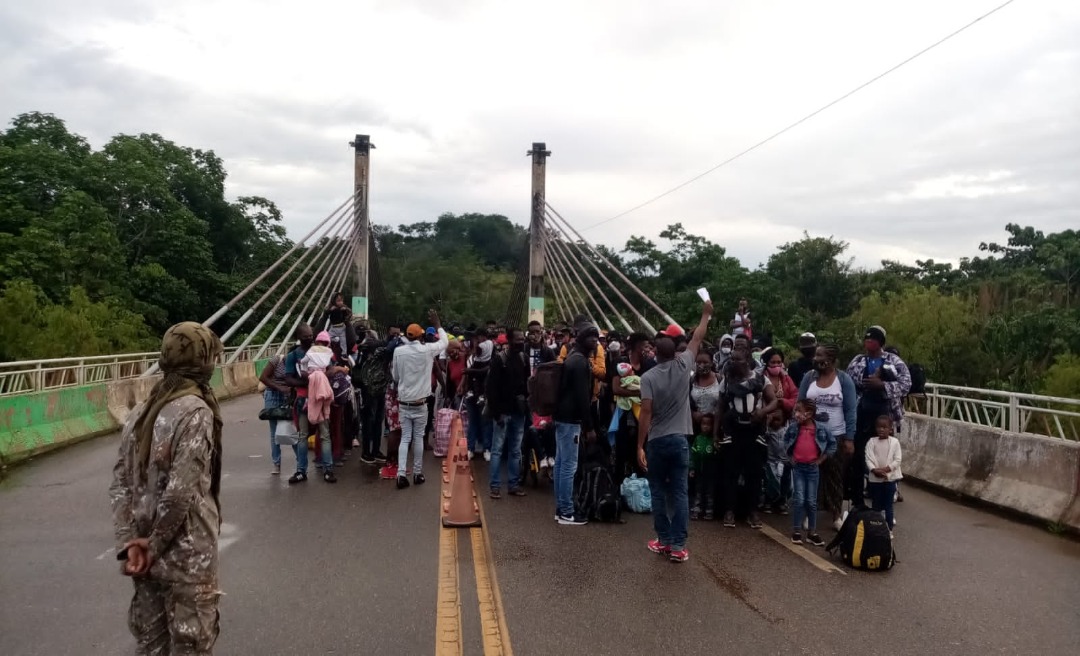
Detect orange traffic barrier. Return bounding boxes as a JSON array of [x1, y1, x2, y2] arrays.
[[442, 416, 481, 528]]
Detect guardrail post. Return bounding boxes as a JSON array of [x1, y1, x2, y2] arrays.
[[1008, 394, 1020, 433]]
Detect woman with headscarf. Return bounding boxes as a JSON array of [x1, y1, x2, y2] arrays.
[[798, 344, 857, 530], [109, 322, 224, 654], [465, 337, 495, 460]]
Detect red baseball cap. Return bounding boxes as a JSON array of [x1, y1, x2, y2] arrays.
[[660, 324, 685, 337], [496, 333, 508, 345]]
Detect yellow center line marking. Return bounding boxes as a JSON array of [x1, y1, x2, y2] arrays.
[[436, 483, 463, 655], [758, 524, 846, 575], [474, 493, 514, 656]]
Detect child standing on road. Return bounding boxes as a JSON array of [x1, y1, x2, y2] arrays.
[[690, 414, 718, 520], [784, 399, 836, 546], [866, 415, 903, 534]]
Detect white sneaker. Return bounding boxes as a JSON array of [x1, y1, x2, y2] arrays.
[[483, 450, 491, 462], [546, 457, 555, 469], [833, 517, 844, 531]]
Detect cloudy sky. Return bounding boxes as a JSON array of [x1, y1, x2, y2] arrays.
[[2, 0, 1077, 269]]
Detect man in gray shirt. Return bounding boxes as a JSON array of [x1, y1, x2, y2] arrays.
[[638, 299, 712, 563]]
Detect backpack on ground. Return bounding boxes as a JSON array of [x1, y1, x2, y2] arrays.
[[528, 361, 564, 417], [825, 507, 896, 571], [575, 465, 622, 523]]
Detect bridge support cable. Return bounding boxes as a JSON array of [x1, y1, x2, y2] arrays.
[[542, 250, 580, 324], [501, 251, 530, 329], [275, 233, 361, 358], [218, 202, 356, 345], [309, 229, 363, 329], [543, 250, 585, 321], [266, 234, 359, 359], [544, 211, 656, 335], [538, 248, 571, 324], [545, 202, 679, 330], [235, 224, 358, 364], [544, 229, 622, 332], [367, 231, 394, 331], [201, 190, 360, 330], [548, 232, 630, 332]]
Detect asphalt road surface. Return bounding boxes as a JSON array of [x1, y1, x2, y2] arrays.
[[1, 394, 1078, 655]]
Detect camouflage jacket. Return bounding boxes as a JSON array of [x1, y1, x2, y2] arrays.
[[109, 395, 219, 584]]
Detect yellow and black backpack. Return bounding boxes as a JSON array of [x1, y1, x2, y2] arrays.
[[826, 507, 896, 571]]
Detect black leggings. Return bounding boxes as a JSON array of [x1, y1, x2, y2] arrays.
[[720, 427, 766, 514]]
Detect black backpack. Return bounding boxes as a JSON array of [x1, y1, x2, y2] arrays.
[[825, 507, 896, 571], [908, 363, 927, 395], [575, 465, 622, 523]]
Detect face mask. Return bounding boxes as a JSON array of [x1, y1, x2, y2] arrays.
[[300, 338, 314, 349], [801, 347, 816, 359], [767, 365, 783, 375], [721, 347, 732, 355], [813, 359, 828, 372], [510, 343, 525, 353], [696, 363, 711, 374]]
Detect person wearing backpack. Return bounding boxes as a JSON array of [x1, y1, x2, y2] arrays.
[[552, 320, 601, 526], [638, 299, 712, 563], [715, 348, 779, 530], [486, 328, 531, 499]]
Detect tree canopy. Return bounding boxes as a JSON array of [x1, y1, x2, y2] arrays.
[[2, 111, 1078, 397]]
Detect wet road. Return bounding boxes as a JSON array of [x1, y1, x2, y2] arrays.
[[1, 394, 1078, 655]]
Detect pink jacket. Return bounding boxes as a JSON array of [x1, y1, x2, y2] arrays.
[[307, 370, 333, 424]]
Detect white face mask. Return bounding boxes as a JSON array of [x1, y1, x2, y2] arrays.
[[721, 347, 732, 355], [608, 341, 622, 354]]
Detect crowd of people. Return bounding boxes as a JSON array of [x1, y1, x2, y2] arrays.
[[258, 294, 912, 562]]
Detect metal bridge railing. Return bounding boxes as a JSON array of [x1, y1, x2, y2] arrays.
[[0, 344, 283, 397], [906, 383, 1080, 441]]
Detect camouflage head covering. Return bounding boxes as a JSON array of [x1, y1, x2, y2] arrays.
[[134, 322, 225, 507]]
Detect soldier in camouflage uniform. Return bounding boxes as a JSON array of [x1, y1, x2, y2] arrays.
[[110, 322, 225, 655]]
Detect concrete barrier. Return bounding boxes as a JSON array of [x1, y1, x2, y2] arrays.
[[902, 415, 1080, 530], [0, 385, 118, 465], [1, 363, 263, 467]]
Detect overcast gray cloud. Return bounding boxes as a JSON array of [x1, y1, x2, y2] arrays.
[[1, 0, 1077, 269]]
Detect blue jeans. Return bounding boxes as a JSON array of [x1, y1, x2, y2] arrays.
[[646, 435, 690, 550], [490, 413, 526, 490], [297, 405, 332, 472], [791, 462, 820, 532], [263, 389, 284, 466], [398, 402, 428, 477], [868, 481, 897, 529], [467, 398, 493, 453], [553, 422, 581, 517]]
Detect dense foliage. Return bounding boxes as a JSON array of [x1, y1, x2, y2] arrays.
[[2, 111, 1077, 398]]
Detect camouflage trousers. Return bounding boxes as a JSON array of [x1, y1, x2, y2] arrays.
[[128, 579, 221, 655]]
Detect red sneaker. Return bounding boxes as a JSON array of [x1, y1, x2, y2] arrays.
[[379, 464, 398, 480], [669, 549, 690, 563], [647, 539, 671, 555]]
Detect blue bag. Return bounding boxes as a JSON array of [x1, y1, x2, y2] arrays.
[[620, 474, 651, 513]]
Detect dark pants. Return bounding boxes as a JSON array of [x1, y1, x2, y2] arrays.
[[614, 412, 643, 485], [646, 435, 690, 550], [869, 481, 897, 528], [360, 389, 385, 456], [850, 400, 889, 506], [720, 426, 767, 515]]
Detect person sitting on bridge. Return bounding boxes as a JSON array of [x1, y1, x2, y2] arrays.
[[391, 311, 448, 490], [639, 298, 712, 562], [109, 321, 225, 655]]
